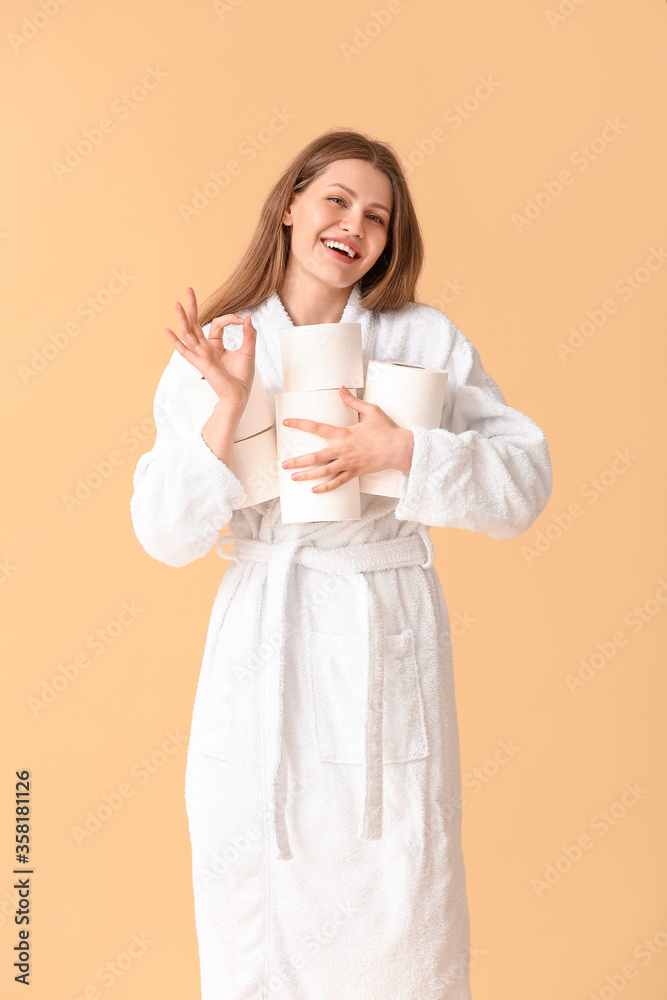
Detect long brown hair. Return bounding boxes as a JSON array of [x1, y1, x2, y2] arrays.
[[197, 127, 425, 326]]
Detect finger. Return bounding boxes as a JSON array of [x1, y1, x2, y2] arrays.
[[281, 447, 336, 469], [208, 312, 247, 342], [240, 314, 257, 357], [173, 300, 197, 342], [184, 287, 204, 338], [164, 327, 190, 357], [339, 385, 374, 413], [282, 417, 335, 435], [312, 471, 350, 493], [228, 314, 257, 363], [289, 461, 341, 481]]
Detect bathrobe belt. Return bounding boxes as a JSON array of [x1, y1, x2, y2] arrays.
[[216, 524, 435, 861]]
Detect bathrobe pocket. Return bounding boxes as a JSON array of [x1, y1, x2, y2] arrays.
[[306, 628, 429, 764]]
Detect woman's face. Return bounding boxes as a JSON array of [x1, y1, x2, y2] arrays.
[[282, 158, 393, 289]]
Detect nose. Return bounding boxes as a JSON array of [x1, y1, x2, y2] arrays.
[[338, 206, 365, 237], [339, 221, 363, 241]]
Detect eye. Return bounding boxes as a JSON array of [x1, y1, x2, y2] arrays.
[[327, 196, 385, 224]]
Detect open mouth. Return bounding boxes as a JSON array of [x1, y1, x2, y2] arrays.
[[321, 238, 360, 261]]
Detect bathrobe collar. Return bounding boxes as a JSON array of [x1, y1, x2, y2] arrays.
[[256, 281, 368, 387]]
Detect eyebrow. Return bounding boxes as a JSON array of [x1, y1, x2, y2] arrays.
[[324, 183, 391, 215]]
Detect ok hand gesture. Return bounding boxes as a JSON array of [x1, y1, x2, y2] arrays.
[[164, 286, 257, 411]]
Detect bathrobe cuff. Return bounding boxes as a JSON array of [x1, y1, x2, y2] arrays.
[[130, 348, 248, 568], [392, 329, 553, 539], [395, 424, 457, 523], [196, 426, 247, 508]]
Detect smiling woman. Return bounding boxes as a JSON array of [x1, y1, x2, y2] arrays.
[[130, 126, 552, 1000], [195, 128, 424, 324], [276, 156, 395, 326]]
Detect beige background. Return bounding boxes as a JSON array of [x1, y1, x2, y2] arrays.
[[2, 0, 666, 997]]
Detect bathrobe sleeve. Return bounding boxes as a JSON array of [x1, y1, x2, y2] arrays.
[[393, 324, 553, 539], [130, 347, 247, 568]]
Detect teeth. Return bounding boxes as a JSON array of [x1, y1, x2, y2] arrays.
[[323, 239, 357, 258]]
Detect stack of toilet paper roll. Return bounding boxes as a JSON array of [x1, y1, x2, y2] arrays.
[[276, 322, 365, 524], [178, 368, 280, 508], [177, 327, 450, 521], [359, 360, 449, 499]]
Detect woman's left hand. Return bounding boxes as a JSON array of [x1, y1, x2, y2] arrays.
[[281, 386, 414, 493]]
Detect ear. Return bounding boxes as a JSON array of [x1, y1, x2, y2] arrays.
[[282, 197, 295, 227]]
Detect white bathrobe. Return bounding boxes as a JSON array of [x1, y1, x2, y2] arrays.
[[130, 281, 552, 1000]]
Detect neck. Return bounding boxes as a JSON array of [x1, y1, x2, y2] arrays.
[[277, 271, 355, 326]]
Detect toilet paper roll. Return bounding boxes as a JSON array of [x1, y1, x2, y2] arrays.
[[178, 368, 274, 442], [359, 359, 449, 499], [359, 467, 404, 499], [229, 425, 281, 508], [279, 323, 364, 392], [275, 389, 361, 524]]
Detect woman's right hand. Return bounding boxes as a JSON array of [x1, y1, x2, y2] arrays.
[[163, 286, 257, 412]]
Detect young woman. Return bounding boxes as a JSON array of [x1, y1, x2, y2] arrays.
[[130, 128, 552, 1000]]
